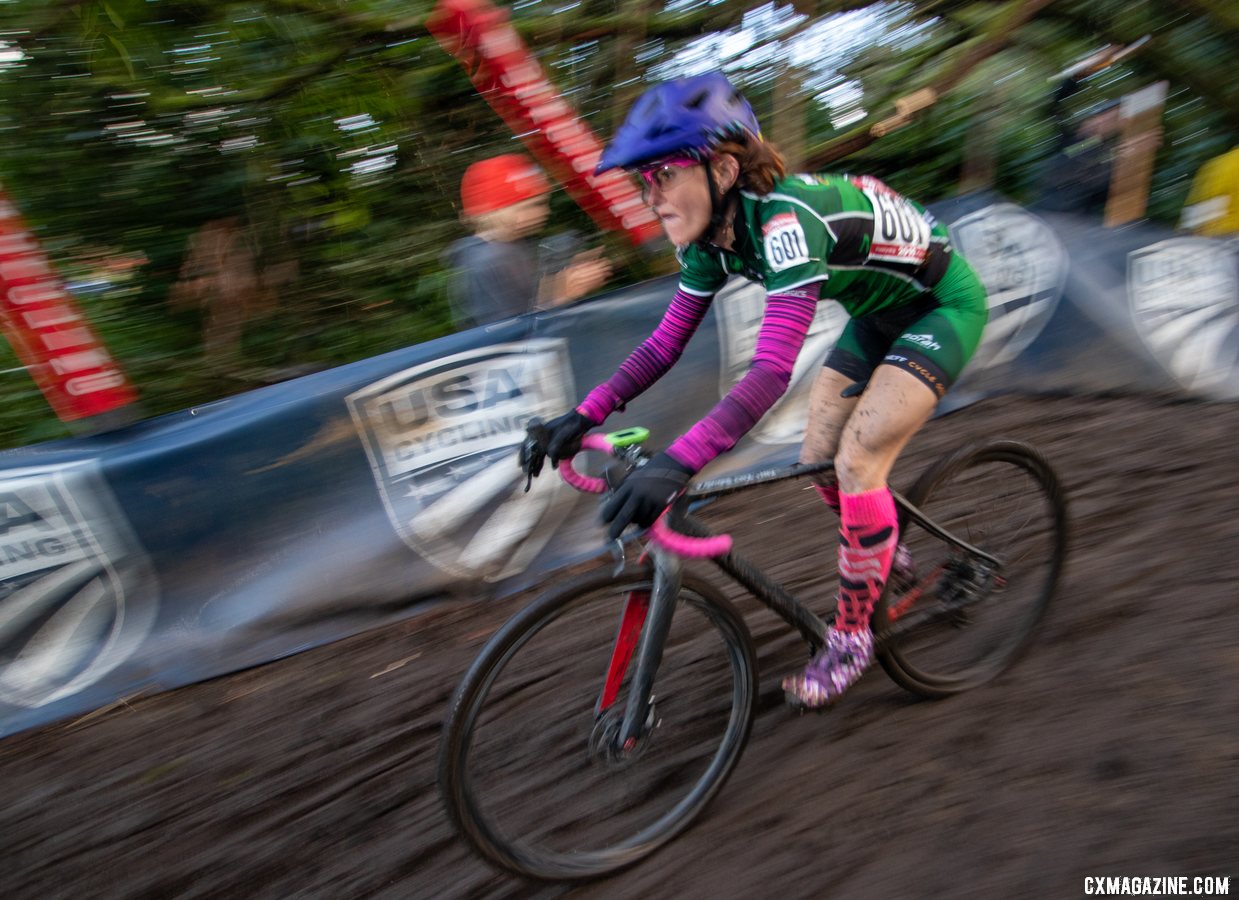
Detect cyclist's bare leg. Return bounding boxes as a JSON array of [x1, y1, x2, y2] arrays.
[[785, 364, 938, 708], [833, 364, 937, 493], [799, 367, 857, 475], [799, 367, 857, 511]]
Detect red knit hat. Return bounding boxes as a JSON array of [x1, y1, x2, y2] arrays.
[[460, 154, 551, 217]]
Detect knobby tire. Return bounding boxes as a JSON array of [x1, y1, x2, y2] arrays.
[[874, 440, 1069, 697], [438, 565, 758, 880]]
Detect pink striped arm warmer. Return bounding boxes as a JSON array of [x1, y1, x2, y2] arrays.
[[665, 283, 821, 472], [577, 286, 715, 424]]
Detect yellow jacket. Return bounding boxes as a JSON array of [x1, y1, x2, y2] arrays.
[[1181, 147, 1239, 237]]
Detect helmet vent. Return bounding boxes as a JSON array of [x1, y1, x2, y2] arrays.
[[593, 72, 761, 176]]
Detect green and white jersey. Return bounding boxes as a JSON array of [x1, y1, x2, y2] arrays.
[[677, 173, 954, 317]]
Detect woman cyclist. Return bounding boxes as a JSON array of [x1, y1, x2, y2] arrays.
[[527, 71, 988, 708]]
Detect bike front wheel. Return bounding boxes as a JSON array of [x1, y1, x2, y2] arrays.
[[875, 440, 1068, 697], [438, 565, 757, 881]]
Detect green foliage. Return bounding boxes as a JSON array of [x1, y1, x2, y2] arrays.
[[0, 0, 1235, 448]]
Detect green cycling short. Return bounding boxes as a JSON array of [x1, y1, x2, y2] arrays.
[[823, 252, 989, 399]]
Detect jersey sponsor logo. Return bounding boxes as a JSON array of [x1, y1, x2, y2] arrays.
[[347, 340, 578, 581], [714, 279, 848, 444], [762, 212, 812, 272], [901, 333, 941, 351], [1128, 238, 1239, 396], [949, 203, 1066, 370], [778, 285, 821, 301], [886, 355, 947, 398], [0, 463, 157, 710]]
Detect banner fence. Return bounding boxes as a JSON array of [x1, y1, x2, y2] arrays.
[[1, 196, 1235, 736]]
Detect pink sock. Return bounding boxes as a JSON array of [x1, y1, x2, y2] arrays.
[[814, 480, 840, 514], [835, 487, 898, 633]]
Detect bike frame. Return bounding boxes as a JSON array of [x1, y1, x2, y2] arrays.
[[611, 459, 1002, 749]]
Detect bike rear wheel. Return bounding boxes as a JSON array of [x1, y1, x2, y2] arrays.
[[439, 565, 757, 880], [874, 440, 1068, 697]]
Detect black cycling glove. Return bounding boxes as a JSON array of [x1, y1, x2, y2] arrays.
[[600, 451, 694, 541], [519, 410, 595, 490], [544, 410, 594, 468]]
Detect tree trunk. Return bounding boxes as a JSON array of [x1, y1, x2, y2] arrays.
[[804, 0, 1059, 169]]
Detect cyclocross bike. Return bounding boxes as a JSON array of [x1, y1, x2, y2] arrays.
[[439, 425, 1068, 880]]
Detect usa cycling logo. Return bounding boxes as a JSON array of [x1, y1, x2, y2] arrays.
[[949, 203, 1066, 370], [715, 279, 849, 443], [0, 464, 157, 710], [1128, 238, 1239, 398], [347, 340, 578, 581]]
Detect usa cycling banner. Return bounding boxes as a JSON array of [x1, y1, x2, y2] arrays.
[[0, 197, 1235, 735], [346, 340, 579, 582]]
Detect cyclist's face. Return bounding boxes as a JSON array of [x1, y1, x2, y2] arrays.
[[639, 159, 711, 247]]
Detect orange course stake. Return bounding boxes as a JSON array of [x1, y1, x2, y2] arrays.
[[426, 0, 662, 246], [0, 186, 139, 430]]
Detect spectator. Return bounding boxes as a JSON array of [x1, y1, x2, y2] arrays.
[[445, 154, 612, 330], [1180, 146, 1239, 238], [1031, 86, 1124, 217], [1032, 74, 1166, 222]]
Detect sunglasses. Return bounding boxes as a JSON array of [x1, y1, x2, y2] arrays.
[[637, 157, 700, 200]]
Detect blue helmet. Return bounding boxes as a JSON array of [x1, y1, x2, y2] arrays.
[[595, 72, 761, 175]]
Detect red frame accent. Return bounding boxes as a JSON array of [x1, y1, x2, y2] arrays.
[[886, 564, 943, 622], [595, 590, 650, 713]]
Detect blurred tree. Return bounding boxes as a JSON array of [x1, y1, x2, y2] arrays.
[[0, 0, 1234, 448], [0, 0, 484, 444]]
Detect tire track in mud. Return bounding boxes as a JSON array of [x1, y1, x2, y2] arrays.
[[2, 394, 1238, 899]]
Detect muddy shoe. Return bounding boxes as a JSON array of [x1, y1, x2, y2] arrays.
[[782, 627, 874, 709]]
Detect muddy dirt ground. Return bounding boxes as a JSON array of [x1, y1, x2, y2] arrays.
[[2, 394, 1238, 899]]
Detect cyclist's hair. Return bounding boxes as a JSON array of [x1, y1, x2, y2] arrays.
[[713, 135, 787, 195]]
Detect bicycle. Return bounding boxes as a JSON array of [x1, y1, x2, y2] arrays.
[[438, 425, 1068, 880]]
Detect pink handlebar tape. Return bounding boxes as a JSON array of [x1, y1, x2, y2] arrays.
[[650, 514, 733, 558], [558, 433, 733, 557], [558, 432, 614, 494]]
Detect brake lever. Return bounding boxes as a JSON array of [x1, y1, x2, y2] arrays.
[[608, 537, 626, 577]]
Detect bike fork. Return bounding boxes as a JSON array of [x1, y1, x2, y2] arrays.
[[596, 589, 650, 716], [609, 548, 681, 752]]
